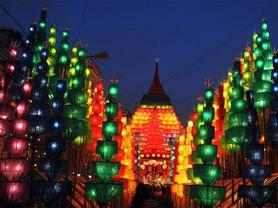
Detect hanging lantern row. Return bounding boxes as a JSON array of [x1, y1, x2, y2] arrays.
[[86, 83, 123, 208], [188, 88, 225, 208], [239, 89, 276, 206]]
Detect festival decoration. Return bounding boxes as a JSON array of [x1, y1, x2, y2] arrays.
[[222, 61, 249, 152], [64, 47, 91, 145], [131, 60, 182, 184], [187, 86, 225, 208], [269, 53, 278, 143], [253, 21, 273, 110], [239, 90, 276, 206], [32, 27, 72, 206], [85, 82, 123, 208]]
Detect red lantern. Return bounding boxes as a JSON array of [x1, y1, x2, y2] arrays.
[[16, 101, 29, 118], [6, 64, 15, 75], [92, 103, 103, 114], [22, 83, 32, 96], [97, 82, 103, 91], [0, 159, 29, 181], [5, 138, 27, 155], [91, 125, 102, 139], [191, 112, 198, 122], [89, 114, 102, 125], [12, 119, 28, 136], [0, 182, 28, 202]]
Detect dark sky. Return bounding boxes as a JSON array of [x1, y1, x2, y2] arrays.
[[1, 0, 278, 123]]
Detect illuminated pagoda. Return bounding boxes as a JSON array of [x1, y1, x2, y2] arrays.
[[131, 59, 183, 185]]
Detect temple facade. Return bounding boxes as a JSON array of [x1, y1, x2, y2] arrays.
[[131, 60, 183, 185]]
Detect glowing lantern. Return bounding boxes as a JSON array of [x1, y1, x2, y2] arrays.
[[5, 138, 27, 155], [12, 119, 28, 136]]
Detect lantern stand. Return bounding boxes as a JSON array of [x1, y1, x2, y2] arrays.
[[85, 82, 123, 208]]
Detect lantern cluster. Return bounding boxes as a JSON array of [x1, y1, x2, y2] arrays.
[[32, 28, 72, 206], [87, 82, 104, 152], [223, 61, 249, 152], [173, 128, 192, 184], [240, 46, 254, 91], [213, 85, 226, 148], [0, 32, 31, 205], [118, 115, 136, 180], [253, 21, 273, 110], [187, 88, 225, 208], [85, 83, 123, 208], [269, 53, 278, 143], [64, 47, 90, 145], [32, 9, 47, 74], [239, 90, 276, 206]]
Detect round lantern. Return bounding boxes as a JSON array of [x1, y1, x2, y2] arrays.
[[5, 138, 27, 155], [12, 119, 28, 136], [29, 102, 49, 117], [31, 88, 48, 101], [16, 101, 29, 118], [45, 136, 66, 157], [28, 117, 48, 135], [102, 121, 118, 140]]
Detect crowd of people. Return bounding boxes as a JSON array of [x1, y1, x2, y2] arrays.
[[131, 183, 173, 208]]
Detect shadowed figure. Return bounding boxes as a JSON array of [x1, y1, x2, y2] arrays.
[[131, 183, 159, 208]]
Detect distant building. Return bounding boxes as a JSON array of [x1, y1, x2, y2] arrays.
[[131, 60, 183, 185]]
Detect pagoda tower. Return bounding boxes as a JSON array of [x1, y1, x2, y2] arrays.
[[131, 60, 183, 185]]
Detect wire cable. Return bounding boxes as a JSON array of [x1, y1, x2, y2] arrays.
[[162, 3, 278, 84], [0, 2, 27, 36], [76, 0, 89, 40]]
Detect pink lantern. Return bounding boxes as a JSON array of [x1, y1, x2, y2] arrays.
[[12, 119, 28, 136], [0, 159, 29, 181], [5, 138, 27, 155], [16, 101, 29, 118], [22, 83, 32, 96], [0, 182, 28, 202]]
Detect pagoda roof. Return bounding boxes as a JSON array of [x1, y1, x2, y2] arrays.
[[140, 60, 171, 105]]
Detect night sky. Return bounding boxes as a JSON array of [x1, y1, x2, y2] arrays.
[[1, 0, 278, 123]]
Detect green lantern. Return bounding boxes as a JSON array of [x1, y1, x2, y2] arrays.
[[64, 119, 89, 141], [68, 90, 88, 105], [225, 126, 248, 145], [188, 185, 225, 208], [198, 124, 214, 144], [103, 121, 118, 140], [64, 105, 87, 121], [253, 92, 271, 111], [253, 81, 272, 93], [85, 182, 123, 208], [202, 107, 214, 124], [197, 144, 217, 164], [97, 141, 118, 161], [105, 103, 119, 119], [92, 162, 120, 182], [108, 84, 119, 100], [231, 99, 246, 112], [204, 88, 214, 101], [228, 112, 248, 127], [230, 86, 244, 99], [193, 164, 222, 185]]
